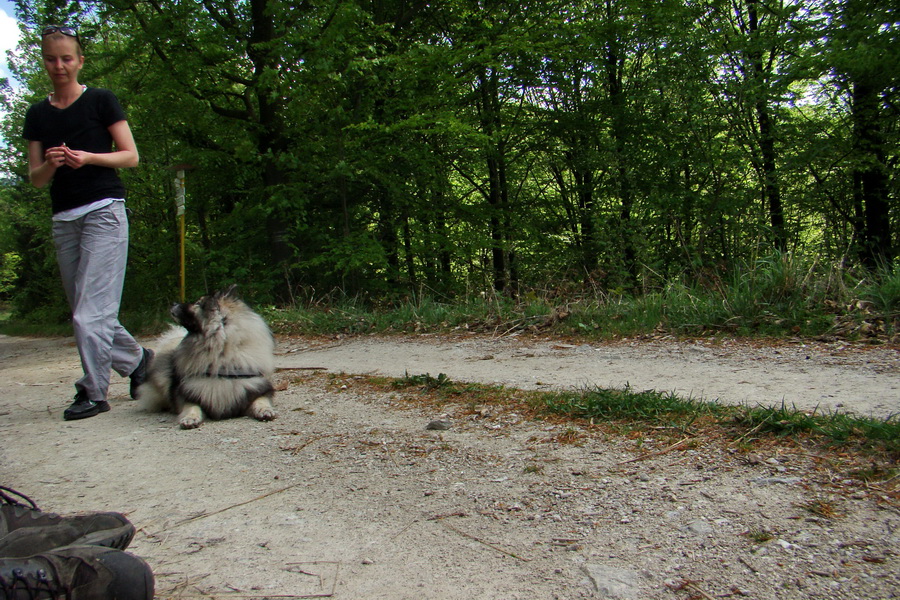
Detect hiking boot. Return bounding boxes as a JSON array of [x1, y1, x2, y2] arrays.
[[62, 392, 109, 421], [0, 487, 134, 558], [0, 545, 154, 600], [129, 348, 153, 400]]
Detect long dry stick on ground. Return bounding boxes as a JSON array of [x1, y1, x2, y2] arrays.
[[161, 482, 308, 531], [435, 516, 531, 562], [616, 437, 691, 465], [684, 581, 716, 600], [163, 595, 334, 599]]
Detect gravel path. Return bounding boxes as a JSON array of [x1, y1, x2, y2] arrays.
[[1, 333, 898, 599], [279, 333, 900, 418]]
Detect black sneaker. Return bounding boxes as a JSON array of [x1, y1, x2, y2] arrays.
[[0, 487, 134, 558], [0, 545, 154, 600], [62, 392, 109, 422], [129, 348, 153, 400]]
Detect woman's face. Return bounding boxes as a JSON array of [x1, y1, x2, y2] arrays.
[[41, 35, 84, 86]]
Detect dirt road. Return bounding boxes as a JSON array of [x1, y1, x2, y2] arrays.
[[280, 334, 900, 418], [1, 333, 898, 599]]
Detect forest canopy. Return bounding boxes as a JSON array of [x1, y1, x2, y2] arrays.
[[0, 0, 897, 320]]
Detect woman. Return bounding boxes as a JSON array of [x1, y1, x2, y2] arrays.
[[22, 25, 151, 421]]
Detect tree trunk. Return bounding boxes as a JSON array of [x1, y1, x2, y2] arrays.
[[851, 79, 892, 267], [604, 11, 637, 289], [746, 0, 786, 251], [477, 66, 510, 293], [249, 0, 291, 269], [575, 169, 598, 278]]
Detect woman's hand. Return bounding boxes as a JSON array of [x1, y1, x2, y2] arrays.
[[44, 144, 69, 169], [30, 142, 65, 187], [41, 143, 92, 171], [61, 144, 92, 169], [28, 120, 138, 188]]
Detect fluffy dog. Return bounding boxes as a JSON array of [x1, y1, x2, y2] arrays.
[[137, 286, 277, 429]]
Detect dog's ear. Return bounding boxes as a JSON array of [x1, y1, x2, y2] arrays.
[[216, 284, 239, 300]]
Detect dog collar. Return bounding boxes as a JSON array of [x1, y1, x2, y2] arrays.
[[204, 368, 264, 379]]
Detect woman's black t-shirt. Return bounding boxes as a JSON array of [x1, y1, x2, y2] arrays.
[[23, 87, 128, 214]]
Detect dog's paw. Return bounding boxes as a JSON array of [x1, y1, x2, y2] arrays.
[[248, 397, 277, 421], [179, 416, 203, 429], [255, 408, 277, 421], [178, 404, 204, 429]]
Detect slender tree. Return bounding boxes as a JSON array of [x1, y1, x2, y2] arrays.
[[824, 0, 897, 267]]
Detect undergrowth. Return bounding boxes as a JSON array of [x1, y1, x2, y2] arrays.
[[257, 252, 900, 341], [3, 251, 899, 342]]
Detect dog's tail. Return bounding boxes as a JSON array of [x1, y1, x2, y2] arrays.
[[136, 379, 170, 412], [136, 327, 185, 413]]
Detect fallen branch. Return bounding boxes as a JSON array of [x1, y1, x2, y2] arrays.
[[617, 437, 691, 465], [158, 563, 340, 599], [159, 595, 333, 599], [382, 440, 402, 472], [162, 482, 308, 531], [738, 556, 758, 573], [684, 581, 715, 600], [666, 579, 715, 600], [731, 419, 768, 446], [435, 516, 530, 562]]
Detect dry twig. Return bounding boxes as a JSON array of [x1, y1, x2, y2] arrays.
[[617, 437, 691, 465], [434, 515, 530, 562], [159, 482, 308, 531]]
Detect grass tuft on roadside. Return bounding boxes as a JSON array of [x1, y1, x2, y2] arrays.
[[362, 372, 900, 462]]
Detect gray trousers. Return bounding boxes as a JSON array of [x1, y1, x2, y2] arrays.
[[53, 201, 142, 402]]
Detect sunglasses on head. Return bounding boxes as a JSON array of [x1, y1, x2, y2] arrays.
[[42, 25, 79, 39]]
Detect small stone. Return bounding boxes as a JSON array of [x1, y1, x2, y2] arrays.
[[776, 539, 797, 551], [681, 520, 713, 535], [581, 564, 641, 598], [426, 420, 452, 430]]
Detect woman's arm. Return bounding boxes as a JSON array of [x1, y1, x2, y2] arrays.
[[28, 140, 59, 188], [61, 119, 140, 170]]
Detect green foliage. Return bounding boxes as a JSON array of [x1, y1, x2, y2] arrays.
[[859, 264, 900, 316], [0, 252, 20, 298], [0, 0, 897, 318]]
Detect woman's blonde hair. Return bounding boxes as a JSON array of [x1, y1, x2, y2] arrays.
[[41, 27, 83, 57]]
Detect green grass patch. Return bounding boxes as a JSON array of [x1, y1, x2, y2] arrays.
[[386, 372, 900, 459], [735, 402, 900, 450], [538, 385, 727, 426], [393, 372, 454, 391]]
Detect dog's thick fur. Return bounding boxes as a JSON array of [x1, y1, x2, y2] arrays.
[[137, 287, 277, 429]]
